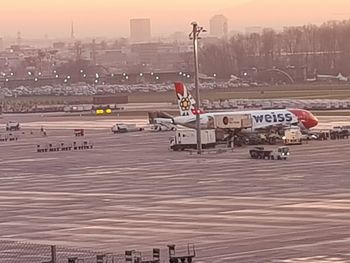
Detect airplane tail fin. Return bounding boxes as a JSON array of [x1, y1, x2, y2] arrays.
[[174, 82, 197, 116]]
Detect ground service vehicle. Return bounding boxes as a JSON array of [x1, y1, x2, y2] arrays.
[[249, 146, 290, 160], [170, 129, 216, 151], [150, 121, 177, 132], [112, 123, 144, 133], [74, 129, 84, 136], [283, 127, 302, 145], [6, 121, 20, 131], [302, 133, 319, 140]]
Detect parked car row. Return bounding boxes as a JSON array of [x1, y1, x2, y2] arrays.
[[0, 81, 266, 98]]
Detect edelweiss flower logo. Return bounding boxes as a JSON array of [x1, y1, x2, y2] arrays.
[[180, 97, 191, 111], [175, 82, 196, 116]]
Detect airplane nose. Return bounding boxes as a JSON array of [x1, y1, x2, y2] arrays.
[[304, 113, 319, 129], [311, 115, 319, 127], [289, 109, 318, 129]]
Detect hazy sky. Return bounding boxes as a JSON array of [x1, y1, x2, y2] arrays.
[[1, 0, 350, 39]]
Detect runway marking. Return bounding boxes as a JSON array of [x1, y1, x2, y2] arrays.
[[0, 157, 58, 164], [0, 120, 350, 261]]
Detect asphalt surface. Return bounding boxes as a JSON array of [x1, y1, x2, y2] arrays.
[[0, 115, 349, 262]]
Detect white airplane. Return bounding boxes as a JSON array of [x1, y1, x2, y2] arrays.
[[172, 82, 319, 131]]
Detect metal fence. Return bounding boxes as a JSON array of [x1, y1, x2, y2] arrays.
[[0, 240, 120, 263], [0, 240, 195, 263]]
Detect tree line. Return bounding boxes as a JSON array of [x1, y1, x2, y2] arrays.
[[200, 20, 350, 80]]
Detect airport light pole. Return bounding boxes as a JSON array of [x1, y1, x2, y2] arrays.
[[190, 22, 205, 154]]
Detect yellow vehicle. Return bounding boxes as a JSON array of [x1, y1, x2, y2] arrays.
[[95, 108, 112, 115]]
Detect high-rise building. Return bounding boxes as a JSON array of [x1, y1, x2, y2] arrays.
[[130, 18, 151, 43], [0, 38, 3, 50], [209, 15, 228, 38]]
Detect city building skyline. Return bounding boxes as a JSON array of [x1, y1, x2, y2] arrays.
[[130, 18, 151, 43], [0, 0, 349, 39], [209, 15, 228, 38]]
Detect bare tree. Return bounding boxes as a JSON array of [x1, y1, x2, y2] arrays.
[[198, 19, 350, 80]]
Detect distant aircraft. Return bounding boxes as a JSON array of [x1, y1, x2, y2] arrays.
[[171, 82, 318, 131]]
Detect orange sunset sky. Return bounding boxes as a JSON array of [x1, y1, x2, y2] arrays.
[[0, 0, 349, 38]]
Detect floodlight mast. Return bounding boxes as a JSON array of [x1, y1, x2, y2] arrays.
[[189, 22, 206, 154]]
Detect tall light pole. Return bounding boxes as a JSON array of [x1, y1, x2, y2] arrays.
[[189, 22, 205, 154]]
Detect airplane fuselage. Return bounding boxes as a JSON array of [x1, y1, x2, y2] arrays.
[[173, 82, 318, 131], [174, 109, 301, 131]]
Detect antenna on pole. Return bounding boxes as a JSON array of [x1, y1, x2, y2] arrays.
[[16, 31, 22, 46], [71, 21, 75, 40]]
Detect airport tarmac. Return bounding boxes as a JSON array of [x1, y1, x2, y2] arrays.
[[0, 115, 350, 262], [2, 113, 350, 130]]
